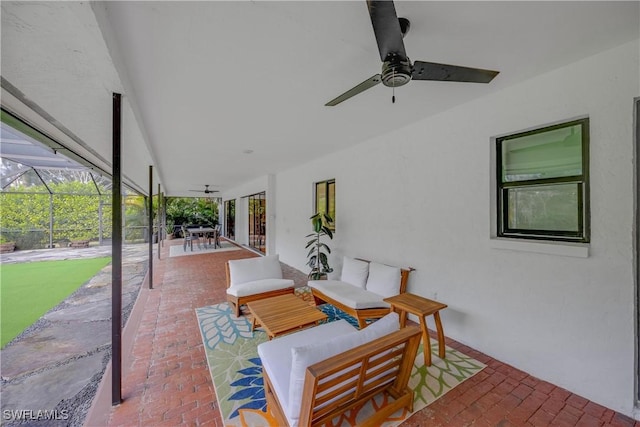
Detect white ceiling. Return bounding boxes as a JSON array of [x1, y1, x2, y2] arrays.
[[2, 1, 638, 197]]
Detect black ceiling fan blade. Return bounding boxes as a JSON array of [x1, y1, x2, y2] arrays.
[[325, 74, 382, 106], [412, 61, 499, 83], [367, 0, 406, 61]]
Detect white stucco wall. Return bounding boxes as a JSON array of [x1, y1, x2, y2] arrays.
[[273, 40, 640, 416]]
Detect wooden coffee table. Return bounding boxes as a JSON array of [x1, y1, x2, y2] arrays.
[[247, 294, 327, 340]]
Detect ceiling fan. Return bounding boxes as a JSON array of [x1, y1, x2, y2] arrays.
[[325, 0, 500, 106], [189, 185, 219, 194]]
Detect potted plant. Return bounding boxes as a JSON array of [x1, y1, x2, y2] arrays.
[[166, 218, 176, 239], [305, 212, 334, 280]]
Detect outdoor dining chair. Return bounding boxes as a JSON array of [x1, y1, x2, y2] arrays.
[[181, 225, 200, 251]]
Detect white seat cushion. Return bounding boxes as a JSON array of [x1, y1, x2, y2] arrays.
[[226, 278, 294, 297], [365, 262, 401, 298], [340, 256, 369, 288], [228, 254, 283, 286], [309, 280, 390, 310], [258, 319, 357, 427]]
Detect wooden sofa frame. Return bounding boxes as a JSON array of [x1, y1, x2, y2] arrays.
[[225, 261, 294, 317], [312, 260, 414, 328], [263, 325, 421, 427]]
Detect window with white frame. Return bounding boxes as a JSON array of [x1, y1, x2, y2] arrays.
[[496, 118, 589, 243]]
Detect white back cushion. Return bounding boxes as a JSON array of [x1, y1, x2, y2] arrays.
[[365, 262, 401, 298], [228, 254, 282, 286], [340, 257, 369, 289]]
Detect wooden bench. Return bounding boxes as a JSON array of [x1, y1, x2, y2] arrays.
[[309, 257, 414, 328], [0, 242, 16, 253], [259, 314, 421, 427], [68, 240, 90, 248]]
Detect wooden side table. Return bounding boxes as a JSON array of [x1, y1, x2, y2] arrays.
[[383, 293, 448, 366]]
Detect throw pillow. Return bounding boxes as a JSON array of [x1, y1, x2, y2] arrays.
[[366, 262, 401, 298], [340, 256, 369, 289]]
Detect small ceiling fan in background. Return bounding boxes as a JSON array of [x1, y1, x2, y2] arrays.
[[189, 185, 219, 194], [326, 0, 500, 106]]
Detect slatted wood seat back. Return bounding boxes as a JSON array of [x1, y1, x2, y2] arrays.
[[298, 326, 421, 427]]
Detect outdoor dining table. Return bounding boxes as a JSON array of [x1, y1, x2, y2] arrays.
[[186, 227, 219, 249]]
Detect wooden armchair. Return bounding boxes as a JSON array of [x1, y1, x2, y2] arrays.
[[225, 254, 294, 317], [260, 320, 421, 426]]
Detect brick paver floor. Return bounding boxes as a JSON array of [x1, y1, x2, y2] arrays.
[[108, 239, 639, 427]]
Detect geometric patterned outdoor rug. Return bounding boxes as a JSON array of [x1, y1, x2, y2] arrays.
[[195, 289, 485, 426]]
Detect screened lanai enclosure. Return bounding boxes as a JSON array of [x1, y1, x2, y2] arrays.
[[0, 111, 150, 251]]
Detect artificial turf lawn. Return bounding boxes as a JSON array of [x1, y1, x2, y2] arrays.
[[0, 257, 111, 348]]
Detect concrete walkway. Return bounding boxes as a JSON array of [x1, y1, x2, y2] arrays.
[[0, 244, 152, 427], [1, 245, 115, 264]]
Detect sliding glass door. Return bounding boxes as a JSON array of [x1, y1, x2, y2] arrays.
[[247, 192, 266, 253], [224, 199, 235, 240]]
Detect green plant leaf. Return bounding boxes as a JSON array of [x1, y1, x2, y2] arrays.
[[317, 243, 330, 252], [319, 252, 328, 264], [305, 211, 333, 277], [312, 216, 322, 233]]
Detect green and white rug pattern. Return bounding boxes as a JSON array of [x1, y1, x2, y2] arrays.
[[196, 301, 485, 426]]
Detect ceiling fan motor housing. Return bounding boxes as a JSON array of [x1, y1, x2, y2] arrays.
[[381, 55, 412, 87]]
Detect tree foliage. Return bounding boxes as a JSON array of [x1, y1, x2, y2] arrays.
[[0, 181, 126, 249], [166, 197, 218, 236], [0, 180, 218, 248]]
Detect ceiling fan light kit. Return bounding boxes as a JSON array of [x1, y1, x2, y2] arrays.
[[325, 0, 500, 106]]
